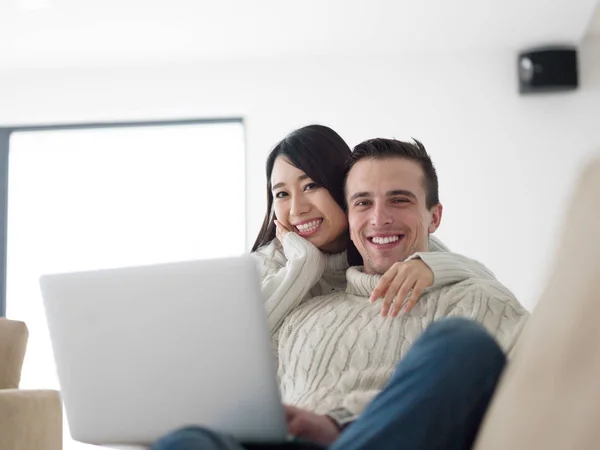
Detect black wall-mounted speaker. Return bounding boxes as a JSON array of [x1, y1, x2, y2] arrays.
[[518, 46, 578, 94]]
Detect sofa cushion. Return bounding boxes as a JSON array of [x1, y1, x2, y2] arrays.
[[0, 318, 28, 389], [474, 157, 600, 449]]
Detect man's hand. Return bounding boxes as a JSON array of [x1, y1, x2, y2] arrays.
[[370, 259, 434, 317], [285, 405, 341, 445]]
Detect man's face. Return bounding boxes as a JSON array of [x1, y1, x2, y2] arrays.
[[346, 158, 442, 275]]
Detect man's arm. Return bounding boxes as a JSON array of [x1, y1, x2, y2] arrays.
[[327, 406, 359, 429], [436, 278, 529, 354]]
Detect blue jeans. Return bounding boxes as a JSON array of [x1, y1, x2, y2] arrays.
[[151, 318, 506, 450]]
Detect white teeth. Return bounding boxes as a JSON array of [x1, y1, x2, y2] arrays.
[[296, 220, 322, 233], [372, 236, 400, 245]]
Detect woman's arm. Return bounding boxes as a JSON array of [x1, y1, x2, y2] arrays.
[[370, 236, 497, 316], [417, 235, 496, 288], [252, 233, 326, 334]]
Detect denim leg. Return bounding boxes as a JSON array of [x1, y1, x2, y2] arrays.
[[330, 317, 507, 450], [150, 426, 245, 450], [150, 426, 325, 450]]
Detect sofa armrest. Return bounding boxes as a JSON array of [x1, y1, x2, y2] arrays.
[[0, 389, 62, 450]]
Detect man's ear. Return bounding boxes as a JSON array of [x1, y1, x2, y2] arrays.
[[428, 203, 443, 233]]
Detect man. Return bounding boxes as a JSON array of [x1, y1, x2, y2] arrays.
[[153, 138, 529, 450]]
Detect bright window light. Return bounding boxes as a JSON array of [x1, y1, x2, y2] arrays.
[[6, 121, 245, 449]]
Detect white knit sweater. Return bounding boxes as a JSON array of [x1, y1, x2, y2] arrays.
[[276, 266, 529, 424], [252, 233, 497, 335]]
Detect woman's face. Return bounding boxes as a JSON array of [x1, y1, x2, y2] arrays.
[[270, 156, 348, 253]]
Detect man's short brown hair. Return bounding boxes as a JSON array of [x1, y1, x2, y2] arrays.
[[346, 138, 440, 208]]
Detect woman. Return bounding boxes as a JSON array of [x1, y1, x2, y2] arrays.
[[251, 124, 493, 332]]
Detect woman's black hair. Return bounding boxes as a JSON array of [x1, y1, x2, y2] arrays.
[[251, 124, 362, 266]]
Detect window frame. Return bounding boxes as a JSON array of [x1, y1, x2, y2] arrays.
[[0, 117, 245, 316]]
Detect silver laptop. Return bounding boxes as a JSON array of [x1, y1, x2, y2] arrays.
[[40, 255, 288, 446]]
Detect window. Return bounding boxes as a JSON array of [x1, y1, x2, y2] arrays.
[[3, 120, 245, 449]]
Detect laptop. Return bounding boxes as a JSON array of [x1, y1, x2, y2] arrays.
[[39, 255, 288, 447]]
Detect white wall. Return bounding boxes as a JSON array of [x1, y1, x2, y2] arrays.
[[1, 37, 599, 310]]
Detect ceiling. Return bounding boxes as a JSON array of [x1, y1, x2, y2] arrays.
[[0, 0, 599, 69]]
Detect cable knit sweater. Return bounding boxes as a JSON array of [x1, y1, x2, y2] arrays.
[[277, 266, 529, 425], [252, 233, 497, 335]]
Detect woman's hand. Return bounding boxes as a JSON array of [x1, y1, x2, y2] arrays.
[[274, 219, 294, 243], [370, 259, 434, 318]]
